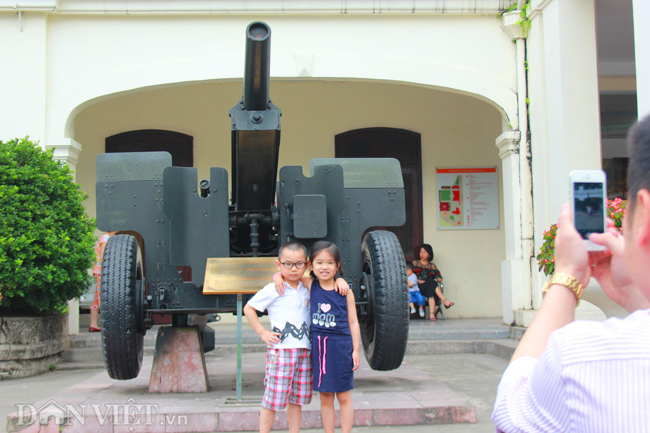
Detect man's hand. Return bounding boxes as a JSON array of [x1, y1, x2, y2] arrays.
[[334, 277, 349, 296], [260, 329, 282, 346], [352, 350, 360, 371], [554, 204, 591, 287], [273, 273, 286, 296], [589, 229, 649, 312]]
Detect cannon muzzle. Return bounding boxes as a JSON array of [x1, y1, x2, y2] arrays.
[[243, 22, 271, 111]]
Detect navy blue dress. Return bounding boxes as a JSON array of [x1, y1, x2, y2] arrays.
[[310, 279, 354, 393]]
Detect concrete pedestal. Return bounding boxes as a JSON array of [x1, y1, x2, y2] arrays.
[[148, 326, 210, 393]]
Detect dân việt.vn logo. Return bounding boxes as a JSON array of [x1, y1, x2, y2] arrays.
[[12, 398, 188, 429]]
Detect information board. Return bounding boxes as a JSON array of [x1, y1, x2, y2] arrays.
[[436, 167, 499, 230]]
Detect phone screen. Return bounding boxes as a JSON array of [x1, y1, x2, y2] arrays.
[[573, 182, 605, 239]]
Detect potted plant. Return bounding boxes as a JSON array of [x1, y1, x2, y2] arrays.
[[0, 137, 95, 379], [537, 198, 627, 276]]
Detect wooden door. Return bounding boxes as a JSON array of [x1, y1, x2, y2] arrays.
[[335, 128, 423, 261]]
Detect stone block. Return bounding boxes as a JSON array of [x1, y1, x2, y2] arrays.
[[148, 326, 210, 393], [0, 314, 68, 379]]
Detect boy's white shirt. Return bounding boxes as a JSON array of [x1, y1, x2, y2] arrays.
[[408, 274, 419, 292], [246, 280, 311, 349]]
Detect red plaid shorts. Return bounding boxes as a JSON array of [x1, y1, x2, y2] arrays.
[[262, 347, 312, 410]]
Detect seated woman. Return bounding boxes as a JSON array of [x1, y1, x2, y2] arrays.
[[413, 243, 455, 321]]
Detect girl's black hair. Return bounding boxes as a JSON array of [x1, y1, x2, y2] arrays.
[[309, 241, 344, 278], [419, 244, 434, 262]]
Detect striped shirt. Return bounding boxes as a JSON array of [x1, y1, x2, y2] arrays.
[[492, 309, 650, 432]]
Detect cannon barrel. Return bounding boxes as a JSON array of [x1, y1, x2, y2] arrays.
[[243, 22, 271, 111], [229, 21, 281, 215]]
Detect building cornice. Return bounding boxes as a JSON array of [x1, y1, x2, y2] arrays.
[[495, 130, 520, 159], [0, 0, 509, 15], [502, 10, 526, 40], [45, 138, 82, 167]]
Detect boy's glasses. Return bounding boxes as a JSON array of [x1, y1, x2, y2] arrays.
[[280, 261, 307, 269]]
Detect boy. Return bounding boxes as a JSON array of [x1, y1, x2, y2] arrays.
[[244, 242, 312, 433], [406, 261, 426, 318]]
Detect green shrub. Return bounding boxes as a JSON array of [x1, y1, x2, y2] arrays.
[[0, 137, 95, 314]]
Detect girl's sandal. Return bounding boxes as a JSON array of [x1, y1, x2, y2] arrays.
[[444, 300, 455, 309], [429, 314, 437, 322]]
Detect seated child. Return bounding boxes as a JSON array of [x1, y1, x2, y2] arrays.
[[406, 261, 426, 318]]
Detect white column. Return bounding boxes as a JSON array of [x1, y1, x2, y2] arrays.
[[500, 9, 535, 326], [530, 0, 601, 216], [45, 138, 84, 335], [496, 131, 522, 325], [633, 0, 650, 117], [526, 0, 601, 325]]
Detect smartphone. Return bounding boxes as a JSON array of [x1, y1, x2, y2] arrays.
[[569, 170, 607, 251]]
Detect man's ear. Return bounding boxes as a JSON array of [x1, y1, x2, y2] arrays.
[[633, 189, 650, 247]]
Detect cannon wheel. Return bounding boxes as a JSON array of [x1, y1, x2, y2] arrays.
[[359, 230, 409, 371], [100, 234, 145, 380]]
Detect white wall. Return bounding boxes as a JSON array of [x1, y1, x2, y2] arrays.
[[633, 0, 650, 116], [0, 13, 47, 142], [38, 13, 517, 139]]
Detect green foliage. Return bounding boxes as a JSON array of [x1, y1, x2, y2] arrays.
[[499, 1, 519, 17], [536, 198, 627, 276], [500, 1, 531, 38], [0, 137, 96, 314], [536, 223, 558, 276], [607, 197, 627, 232], [519, 2, 532, 37]]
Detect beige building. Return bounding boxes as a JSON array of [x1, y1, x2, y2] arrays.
[[1, 0, 647, 331]]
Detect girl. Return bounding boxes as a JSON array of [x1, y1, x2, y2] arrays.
[[274, 241, 360, 433], [413, 243, 455, 322], [309, 241, 360, 433]]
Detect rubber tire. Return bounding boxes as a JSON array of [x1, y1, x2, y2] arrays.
[[359, 230, 409, 371], [100, 234, 145, 380]]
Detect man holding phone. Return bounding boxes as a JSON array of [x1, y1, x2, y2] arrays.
[[492, 115, 650, 432]]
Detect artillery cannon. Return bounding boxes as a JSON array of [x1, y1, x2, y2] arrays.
[[96, 21, 409, 380]]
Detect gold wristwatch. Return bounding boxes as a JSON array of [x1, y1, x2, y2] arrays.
[[542, 273, 584, 305]]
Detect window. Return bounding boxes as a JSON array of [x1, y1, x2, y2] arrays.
[[106, 129, 193, 167]]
